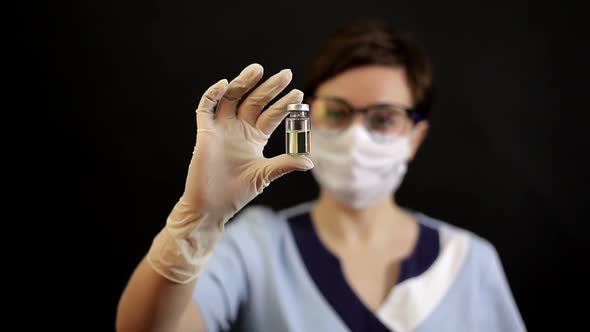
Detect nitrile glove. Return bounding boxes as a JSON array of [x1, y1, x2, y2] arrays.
[[147, 64, 313, 283]]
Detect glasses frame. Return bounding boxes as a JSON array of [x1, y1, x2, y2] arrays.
[[307, 95, 421, 128]]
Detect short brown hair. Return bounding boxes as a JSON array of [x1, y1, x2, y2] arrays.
[[303, 18, 434, 120]]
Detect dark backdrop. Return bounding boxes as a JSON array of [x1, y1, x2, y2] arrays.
[[31, 0, 588, 330]]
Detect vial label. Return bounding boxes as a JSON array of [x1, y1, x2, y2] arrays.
[[286, 129, 311, 155]]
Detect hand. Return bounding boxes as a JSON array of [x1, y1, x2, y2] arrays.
[[147, 64, 313, 283], [179, 63, 313, 219]]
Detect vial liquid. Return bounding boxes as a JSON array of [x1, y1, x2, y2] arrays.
[[286, 129, 311, 155], [285, 103, 311, 155]]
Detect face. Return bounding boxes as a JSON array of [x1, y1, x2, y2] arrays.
[[310, 65, 429, 160]]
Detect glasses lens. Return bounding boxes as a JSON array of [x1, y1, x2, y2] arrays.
[[365, 105, 411, 136], [313, 98, 353, 130]]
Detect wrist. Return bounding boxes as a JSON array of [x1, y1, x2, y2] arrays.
[[146, 208, 227, 284]]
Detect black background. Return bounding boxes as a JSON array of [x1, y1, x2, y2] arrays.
[[27, 0, 588, 330]]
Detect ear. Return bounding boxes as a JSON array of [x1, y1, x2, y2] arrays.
[[408, 120, 429, 161]]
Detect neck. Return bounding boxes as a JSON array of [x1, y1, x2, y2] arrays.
[[311, 190, 408, 244]]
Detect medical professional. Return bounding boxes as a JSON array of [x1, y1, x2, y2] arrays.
[[117, 18, 526, 332]]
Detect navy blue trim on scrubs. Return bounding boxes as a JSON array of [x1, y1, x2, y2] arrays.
[[287, 212, 440, 332]]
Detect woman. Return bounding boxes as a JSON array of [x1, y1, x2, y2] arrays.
[[117, 19, 526, 332]]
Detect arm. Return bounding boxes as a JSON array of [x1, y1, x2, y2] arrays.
[[116, 257, 205, 332], [115, 63, 313, 332]]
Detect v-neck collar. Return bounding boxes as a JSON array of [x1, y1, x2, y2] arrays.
[[287, 211, 440, 332]]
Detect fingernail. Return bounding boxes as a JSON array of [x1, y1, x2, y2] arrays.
[[290, 89, 304, 99], [300, 157, 314, 170], [219, 79, 228, 86], [213, 79, 228, 97], [243, 63, 263, 75]]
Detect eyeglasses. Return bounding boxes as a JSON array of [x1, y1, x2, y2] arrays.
[[308, 95, 420, 139]]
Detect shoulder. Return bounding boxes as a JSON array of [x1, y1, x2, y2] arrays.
[[414, 211, 507, 285], [410, 212, 526, 331], [415, 211, 499, 259], [221, 202, 313, 249]]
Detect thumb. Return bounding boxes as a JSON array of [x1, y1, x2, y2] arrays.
[[264, 154, 314, 182]]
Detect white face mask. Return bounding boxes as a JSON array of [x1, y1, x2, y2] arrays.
[[310, 124, 411, 209]]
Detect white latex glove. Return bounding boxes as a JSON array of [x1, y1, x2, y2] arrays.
[[147, 63, 314, 283]]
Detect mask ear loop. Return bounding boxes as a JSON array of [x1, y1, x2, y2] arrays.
[[408, 125, 418, 141]]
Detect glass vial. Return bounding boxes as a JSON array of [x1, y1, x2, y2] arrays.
[[285, 103, 311, 155]]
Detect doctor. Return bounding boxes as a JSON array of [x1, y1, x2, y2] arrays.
[[117, 18, 526, 332]]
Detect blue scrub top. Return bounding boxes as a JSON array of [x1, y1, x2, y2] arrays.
[[193, 202, 526, 332]]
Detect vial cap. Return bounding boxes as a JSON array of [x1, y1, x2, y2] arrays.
[[287, 103, 310, 111]]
